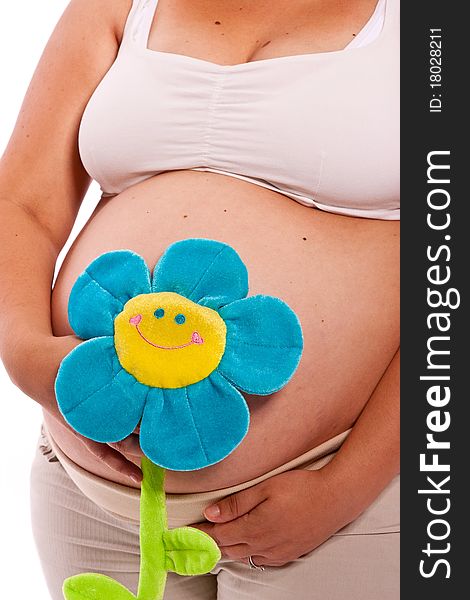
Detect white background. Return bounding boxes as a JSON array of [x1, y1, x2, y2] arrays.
[[1, 2, 100, 598]]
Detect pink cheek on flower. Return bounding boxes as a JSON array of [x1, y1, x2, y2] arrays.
[[129, 314, 142, 325], [192, 331, 204, 344]]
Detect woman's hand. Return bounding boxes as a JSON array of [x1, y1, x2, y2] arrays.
[[10, 333, 143, 483], [191, 467, 355, 568], [194, 348, 401, 568]]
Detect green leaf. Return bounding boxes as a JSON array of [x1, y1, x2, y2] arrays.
[[163, 527, 221, 576], [63, 573, 137, 600]]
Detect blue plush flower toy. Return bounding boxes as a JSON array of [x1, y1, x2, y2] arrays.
[[54, 238, 303, 600], [55, 238, 303, 471]]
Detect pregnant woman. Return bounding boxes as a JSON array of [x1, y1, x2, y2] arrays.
[[0, 0, 399, 598]]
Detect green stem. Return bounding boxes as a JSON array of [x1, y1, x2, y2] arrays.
[[136, 457, 168, 600]]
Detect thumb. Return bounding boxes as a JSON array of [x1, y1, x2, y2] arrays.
[[203, 484, 267, 523]]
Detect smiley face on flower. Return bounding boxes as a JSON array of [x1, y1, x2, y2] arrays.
[[55, 239, 303, 471], [115, 292, 227, 388]]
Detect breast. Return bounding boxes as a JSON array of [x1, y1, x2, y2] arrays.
[[48, 171, 399, 491], [78, 44, 399, 218]]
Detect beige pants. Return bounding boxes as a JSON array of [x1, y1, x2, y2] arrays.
[[31, 427, 400, 599]]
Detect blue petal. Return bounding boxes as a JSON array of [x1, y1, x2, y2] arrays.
[[55, 337, 148, 442], [151, 239, 248, 310], [139, 372, 250, 470], [68, 250, 151, 339], [218, 295, 303, 395]]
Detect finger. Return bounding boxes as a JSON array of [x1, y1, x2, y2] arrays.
[[190, 522, 214, 537], [190, 521, 243, 547], [219, 544, 251, 560], [108, 435, 144, 458], [240, 554, 267, 568], [81, 438, 142, 483], [203, 484, 268, 523], [199, 515, 258, 547]]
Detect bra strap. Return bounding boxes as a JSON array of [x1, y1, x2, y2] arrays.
[[120, 0, 159, 49], [379, 0, 399, 43]]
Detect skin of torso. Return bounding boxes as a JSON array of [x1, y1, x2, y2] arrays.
[[44, 0, 399, 493]]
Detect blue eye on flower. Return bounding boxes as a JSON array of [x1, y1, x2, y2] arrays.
[[55, 239, 303, 471]]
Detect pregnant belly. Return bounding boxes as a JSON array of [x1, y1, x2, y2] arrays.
[[46, 170, 399, 492]]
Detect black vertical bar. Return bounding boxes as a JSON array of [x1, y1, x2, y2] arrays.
[[401, 1, 467, 597]]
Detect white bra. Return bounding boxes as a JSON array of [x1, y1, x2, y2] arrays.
[[78, 0, 399, 220]]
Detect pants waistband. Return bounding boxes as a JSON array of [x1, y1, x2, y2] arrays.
[[43, 423, 351, 527]]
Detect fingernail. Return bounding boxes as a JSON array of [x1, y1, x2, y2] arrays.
[[130, 473, 142, 484], [204, 504, 220, 520]]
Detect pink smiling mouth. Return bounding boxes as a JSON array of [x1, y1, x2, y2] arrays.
[[129, 314, 204, 350]]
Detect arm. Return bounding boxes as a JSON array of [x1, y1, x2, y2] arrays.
[[323, 347, 400, 515], [0, 0, 127, 359], [193, 347, 400, 566], [0, 0, 142, 480]]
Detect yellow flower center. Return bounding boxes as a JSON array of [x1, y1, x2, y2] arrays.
[[114, 292, 227, 388]]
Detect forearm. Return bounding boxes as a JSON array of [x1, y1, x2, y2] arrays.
[[323, 347, 400, 520], [0, 199, 59, 391]]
